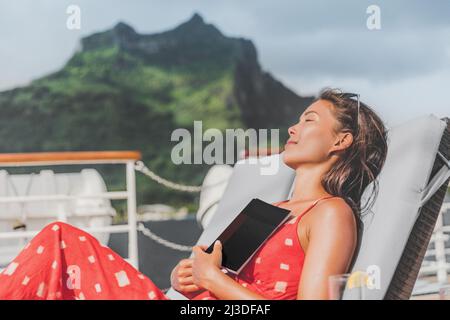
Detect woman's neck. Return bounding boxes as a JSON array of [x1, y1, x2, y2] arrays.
[[290, 164, 332, 202]]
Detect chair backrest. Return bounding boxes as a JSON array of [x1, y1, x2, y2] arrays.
[[196, 164, 234, 229], [166, 114, 450, 300], [344, 115, 450, 299]]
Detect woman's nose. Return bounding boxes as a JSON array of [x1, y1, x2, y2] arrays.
[[288, 125, 296, 136]]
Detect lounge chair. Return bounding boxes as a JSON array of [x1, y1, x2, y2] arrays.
[[166, 114, 450, 300]]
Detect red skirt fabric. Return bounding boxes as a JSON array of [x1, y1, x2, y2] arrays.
[[0, 222, 169, 300]]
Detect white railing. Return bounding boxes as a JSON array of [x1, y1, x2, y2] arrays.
[[0, 151, 141, 269], [419, 201, 450, 283]]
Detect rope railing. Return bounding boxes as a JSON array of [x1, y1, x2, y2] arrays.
[[134, 160, 221, 252], [137, 222, 193, 252], [134, 161, 202, 193], [134, 159, 234, 252]]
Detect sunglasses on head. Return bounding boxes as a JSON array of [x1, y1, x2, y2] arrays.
[[340, 92, 361, 131]]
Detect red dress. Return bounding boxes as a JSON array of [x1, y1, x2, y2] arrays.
[[0, 196, 335, 300]]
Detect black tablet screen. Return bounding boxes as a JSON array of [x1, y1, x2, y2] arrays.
[[205, 198, 291, 274]]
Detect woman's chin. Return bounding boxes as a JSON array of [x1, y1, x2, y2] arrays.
[[282, 153, 297, 169]]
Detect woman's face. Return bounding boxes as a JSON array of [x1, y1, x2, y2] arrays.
[[283, 99, 344, 170]]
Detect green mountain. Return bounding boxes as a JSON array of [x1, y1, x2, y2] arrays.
[[0, 13, 314, 213]]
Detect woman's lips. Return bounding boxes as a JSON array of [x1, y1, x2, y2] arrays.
[[285, 141, 298, 147]]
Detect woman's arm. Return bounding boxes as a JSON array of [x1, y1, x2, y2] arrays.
[[202, 268, 268, 300], [297, 199, 357, 300]]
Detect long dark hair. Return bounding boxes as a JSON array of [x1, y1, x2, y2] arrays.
[[318, 88, 388, 219]]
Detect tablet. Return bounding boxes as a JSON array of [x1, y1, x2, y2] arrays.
[[205, 198, 292, 274]]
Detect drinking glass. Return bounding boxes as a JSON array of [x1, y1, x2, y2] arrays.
[[328, 272, 368, 300]]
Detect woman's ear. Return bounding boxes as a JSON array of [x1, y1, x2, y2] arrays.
[[330, 132, 353, 153]]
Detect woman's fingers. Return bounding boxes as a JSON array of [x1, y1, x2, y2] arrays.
[[177, 267, 193, 277], [179, 259, 193, 267], [180, 284, 202, 293], [178, 276, 195, 285]]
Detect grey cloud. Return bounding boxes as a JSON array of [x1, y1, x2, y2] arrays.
[[1, 0, 450, 89], [212, 0, 450, 36], [257, 28, 450, 81]]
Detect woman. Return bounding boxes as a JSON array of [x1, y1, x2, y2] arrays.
[[0, 88, 388, 300]]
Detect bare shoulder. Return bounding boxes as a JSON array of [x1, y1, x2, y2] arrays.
[[309, 197, 356, 230], [297, 197, 357, 253]]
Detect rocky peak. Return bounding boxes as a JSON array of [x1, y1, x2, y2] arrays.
[[170, 12, 224, 40], [185, 12, 205, 25], [112, 21, 137, 37]]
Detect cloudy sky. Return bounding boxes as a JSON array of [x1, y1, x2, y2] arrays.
[[1, 0, 449, 127]]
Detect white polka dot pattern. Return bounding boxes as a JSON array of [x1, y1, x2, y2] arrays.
[[274, 281, 287, 293], [115, 270, 130, 287], [280, 263, 290, 271], [4, 262, 19, 276], [0, 222, 170, 300], [36, 282, 45, 297]]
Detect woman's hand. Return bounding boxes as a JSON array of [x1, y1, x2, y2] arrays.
[[191, 240, 223, 291], [183, 241, 267, 300], [170, 258, 204, 294]]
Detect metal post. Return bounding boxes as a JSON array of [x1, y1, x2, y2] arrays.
[[126, 161, 139, 269]]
